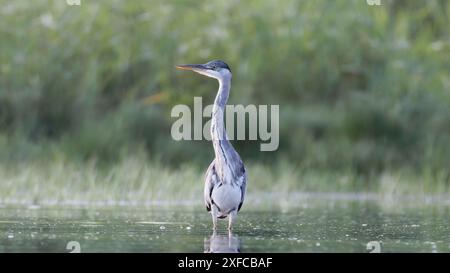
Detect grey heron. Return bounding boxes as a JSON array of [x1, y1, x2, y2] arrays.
[[176, 60, 247, 230]]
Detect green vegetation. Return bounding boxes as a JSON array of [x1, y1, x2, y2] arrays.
[[0, 0, 449, 203]]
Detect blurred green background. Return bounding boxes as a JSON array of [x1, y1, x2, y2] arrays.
[[0, 0, 449, 204]]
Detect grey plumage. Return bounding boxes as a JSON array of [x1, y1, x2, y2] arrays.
[[177, 60, 247, 230]]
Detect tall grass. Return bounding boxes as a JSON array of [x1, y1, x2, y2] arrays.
[[0, 0, 449, 200], [1, 151, 448, 206]]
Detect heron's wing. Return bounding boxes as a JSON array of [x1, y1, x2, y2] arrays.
[[237, 165, 247, 212], [204, 160, 218, 212]]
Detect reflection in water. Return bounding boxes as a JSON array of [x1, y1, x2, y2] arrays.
[[204, 231, 241, 253], [0, 201, 449, 252]]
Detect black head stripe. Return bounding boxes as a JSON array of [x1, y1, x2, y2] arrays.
[[205, 60, 231, 72]]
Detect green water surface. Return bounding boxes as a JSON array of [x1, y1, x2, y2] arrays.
[[0, 196, 449, 253]]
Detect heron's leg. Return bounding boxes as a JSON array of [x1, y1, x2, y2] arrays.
[[211, 205, 218, 230], [228, 229, 233, 248], [228, 210, 237, 231]]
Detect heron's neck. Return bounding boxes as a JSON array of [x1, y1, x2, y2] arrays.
[[211, 76, 238, 181], [211, 77, 230, 141]]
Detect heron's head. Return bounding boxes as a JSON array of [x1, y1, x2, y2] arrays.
[[176, 60, 231, 81]]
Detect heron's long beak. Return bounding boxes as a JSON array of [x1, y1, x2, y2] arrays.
[[176, 64, 208, 72]]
